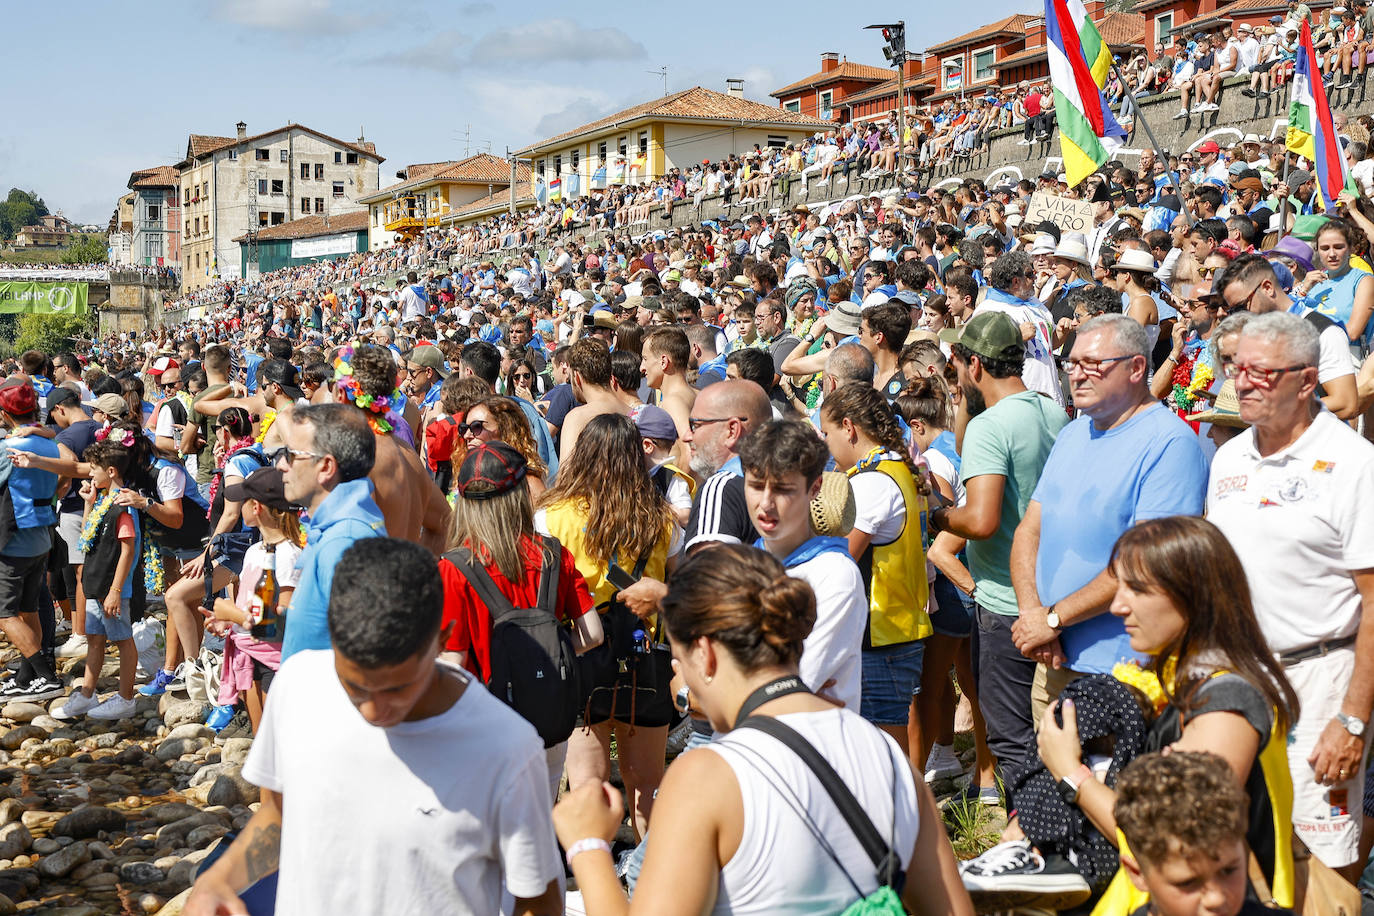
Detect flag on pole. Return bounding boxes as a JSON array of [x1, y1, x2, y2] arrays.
[[1287, 20, 1355, 212], [565, 171, 581, 197], [1044, 0, 1127, 187], [534, 177, 548, 205], [591, 164, 608, 188], [548, 178, 562, 202]]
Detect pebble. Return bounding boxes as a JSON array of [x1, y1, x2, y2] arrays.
[[220, 738, 253, 766], [31, 838, 58, 855], [165, 724, 214, 742], [0, 801, 23, 829], [119, 860, 164, 885], [0, 825, 30, 861], [0, 704, 44, 724], [160, 700, 204, 730], [154, 738, 204, 763], [139, 893, 165, 914], [51, 805, 127, 840], [0, 727, 46, 752], [36, 840, 89, 878]]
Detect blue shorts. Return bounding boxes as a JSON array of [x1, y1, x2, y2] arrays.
[[85, 596, 134, 642], [928, 573, 975, 638], [860, 641, 926, 726]]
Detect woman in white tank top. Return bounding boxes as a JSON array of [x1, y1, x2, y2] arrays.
[[554, 543, 971, 916]]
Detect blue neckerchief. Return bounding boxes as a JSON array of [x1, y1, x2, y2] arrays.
[[983, 286, 1043, 309], [753, 535, 851, 568]]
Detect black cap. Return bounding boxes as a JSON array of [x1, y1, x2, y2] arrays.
[[44, 386, 79, 422], [223, 466, 292, 511], [456, 442, 527, 500], [260, 359, 304, 400]]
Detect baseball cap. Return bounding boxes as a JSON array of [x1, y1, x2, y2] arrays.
[[949, 311, 1024, 362], [85, 392, 130, 420], [1286, 168, 1314, 188], [1195, 140, 1222, 154], [630, 404, 678, 442], [0, 379, 37, 418], [45, 385, 80, 421], [148, 356, 179, 377], [223, 466, 292, 511], [408, 345, 449, 378], [260, 359, 304, 400], [455, 442, 527, 500]]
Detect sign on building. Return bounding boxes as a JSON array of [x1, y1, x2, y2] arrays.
[[1024, 193, 1094, 234], [291, 234, 357, 259], [0, 282, 89, 315]]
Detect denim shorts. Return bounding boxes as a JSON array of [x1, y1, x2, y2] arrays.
[[928, 572, 974, 638], [85, 596, 134, 642], [860, 641, 926, 725]]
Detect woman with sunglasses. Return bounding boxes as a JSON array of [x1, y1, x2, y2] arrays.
[[499, 358, 545, 401], [459, 396, 548, 499], [537, 413, 679, 844]]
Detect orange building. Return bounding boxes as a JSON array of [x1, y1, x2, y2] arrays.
[[770, 54, 895, 123]]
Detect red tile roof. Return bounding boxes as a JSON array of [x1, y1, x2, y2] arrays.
[[517, 86, 833, 155], [188, 135, 235, 158], [360, 154, 532, 204], [1184, 0, 1310, 29], [232, 209, 368, 243], [843, 75, 938, 106], [926, 14, 1037, 54], [770, 61, 895, 98], [128, 166, 180, 189]]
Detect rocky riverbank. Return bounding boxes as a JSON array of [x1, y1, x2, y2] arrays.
[[0, 655, 255, 915]]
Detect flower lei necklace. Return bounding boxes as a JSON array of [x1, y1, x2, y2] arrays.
[[78, 487, 165, 595], [1169, 338, 1213, 412], [332, 346, 394, 434], [255, 408, 276, 445]]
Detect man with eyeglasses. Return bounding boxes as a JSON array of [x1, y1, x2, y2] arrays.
[[683, 379, 772, 552], [278, 403, 386, 663], [1011, 314, 1207, 720], [1206, 311, 1374, 879], [1215, 253, 1357, 419]]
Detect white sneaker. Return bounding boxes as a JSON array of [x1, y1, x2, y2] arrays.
[[88, 693, 138, 721], [52, 690, 100, 720], [1017, 138, 1032, 146], [56, 634, 87, 658], [923, 743, 965, 782], [54, 619, 71, 637], [1173, 108, 1188, 119]]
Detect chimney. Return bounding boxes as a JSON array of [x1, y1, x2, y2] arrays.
[[236, 121, 247, 140], [1026, 16, 1047, 49], [726, 78, 745, 98], [1083, 0, 1105, 20], [903, 54, 922, 79], [821, 52, 840, 73]]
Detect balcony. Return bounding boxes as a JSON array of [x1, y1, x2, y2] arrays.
[[384, 214, 443, 232]]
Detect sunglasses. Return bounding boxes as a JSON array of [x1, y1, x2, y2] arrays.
[[512, 372, 533, 381], [459, 420, 491, 436]]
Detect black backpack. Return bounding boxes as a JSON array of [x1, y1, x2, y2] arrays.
[[444, 536, 580, 749]]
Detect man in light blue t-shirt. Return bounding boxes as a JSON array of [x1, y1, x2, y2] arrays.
[[1010, 314, 1207, 721]]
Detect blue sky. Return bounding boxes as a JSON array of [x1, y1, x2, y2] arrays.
[[2, 0, 1031, 225]]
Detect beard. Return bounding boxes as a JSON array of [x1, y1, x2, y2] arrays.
[[964, 383, 988, 418]]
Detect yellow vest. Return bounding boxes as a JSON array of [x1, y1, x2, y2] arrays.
[[846, 456, 931, 647], [541, 499, 672, 609]]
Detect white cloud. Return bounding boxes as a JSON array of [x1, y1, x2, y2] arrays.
[[461, 79, 615, 145], [377, 20, 646, 72], [212, 0, 373, 34]]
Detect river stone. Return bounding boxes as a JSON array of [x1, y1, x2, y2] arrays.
[[36, 840, 89, 878], [0, 704, 44, 724], [165, 724, 214, 742], [219, 738, 252, 766], [69, 858, 107, 880], [30, 837, 57, 855], [141, 804, 199, 826], [36, 907, 103, 916], [139, 894, 165, 914], [206, 770, 257, 807], [0, 825, 28, 861], [52, 805, 126, 839], [184, 824, 227, 850], [155, 813, 225, 848], [81, 871, 119, 888], [93, 732, 119, 749], [45, 738, 76, 758], [154, 738, 203, 763], [0, 801, 23, 829], [0, 892, 14, 915], [31, 715, 63, 731], [0, 727, 46, 752], [187, 764, 224, 789], [86, 840, 113, 860], [19, 811, 60, 831], [160, 701, 203, 730], [119, 860, 164, 885]]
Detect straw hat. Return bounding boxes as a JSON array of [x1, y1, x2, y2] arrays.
[[810, 471, 857, 537], [1053, 237, 1091, 268], [1113, 248, 1158, 274], [1186, 380, 1248, 428]]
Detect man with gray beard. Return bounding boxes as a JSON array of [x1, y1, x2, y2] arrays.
[[682, 379, 772, 553], [929, 311, 1067, 784]]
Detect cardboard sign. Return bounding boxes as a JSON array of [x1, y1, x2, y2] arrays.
[[1024, 193, 1094, 234]]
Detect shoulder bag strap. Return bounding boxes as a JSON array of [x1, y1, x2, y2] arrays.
[[736, 715, 904, 889], [442, 549, 516, 618], [534, 535, 561, 615]]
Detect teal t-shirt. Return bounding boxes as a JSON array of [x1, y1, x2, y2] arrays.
[[959, 390, 1068, 617]]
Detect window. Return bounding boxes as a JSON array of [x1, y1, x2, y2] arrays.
[[638, 131, 649, 155], [335, 151, 343, 164], [301, 163, 311, 180], [146, 204, 160, 223], [258, 179, 269, 195], [315, 197, 324, 213], [537, 158, 546, 177], [346, 152, 358, 164], [783, 99, 801, 113], [974, 48, 995, 81], [271, 180, 283, 194], [314, 163, 324, 180], [301, 197, 311, 213], [280, 149, 289, 162], [818, 90, 834, 120], [553, 154, 562, 176], [228, 148, 238, 160], [183, 190, 190, 205], [766, 135, 788, 149], [271, 212, 285, 225], [572, 150, 580, 170], [1156, 12, 1173, 43], [618, 136, 628, 155], [598, 141, 607, 162], [256, 149, 270, 161], [332, 181, 344, 197], [260, 213, 269, 227]]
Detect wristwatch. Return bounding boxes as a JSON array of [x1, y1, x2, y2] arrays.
[[1057, 763, 1093, 804], [1046, 606, 1062, 631], [1336, 712, 1366, 738]]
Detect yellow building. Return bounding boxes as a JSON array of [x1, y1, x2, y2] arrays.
[[515, 85, 834, 200], [359, 153, 532, 250]]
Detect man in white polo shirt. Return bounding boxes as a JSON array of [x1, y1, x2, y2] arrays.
[[1206, 312, 1374, 879]]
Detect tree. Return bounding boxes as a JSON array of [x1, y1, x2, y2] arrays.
[[60, 234, 108, 265], [12, 313, 93, 357], [0, 190, 48, 243]]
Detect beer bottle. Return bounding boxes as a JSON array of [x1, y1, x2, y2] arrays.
[[249, 543, 283, 642]]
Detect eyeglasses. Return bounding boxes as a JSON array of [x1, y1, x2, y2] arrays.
[[270, 446, 324, 466], [1223, 282, 1264, 311], [688, 416, 745, 432], [405, 365, 429, 375], [1063, 354, 1137, 377], [458, 419, 491, 436], [1223, 361, 1312, 387]]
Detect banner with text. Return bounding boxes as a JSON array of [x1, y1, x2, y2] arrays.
[[1024, 193, 1094, 234], [290, 234, 358, 260], [0, 281, 89, 315]]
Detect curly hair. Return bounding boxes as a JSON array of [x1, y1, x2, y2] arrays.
[[459, 396, 547, 479], [536, 412, 672, 568], [819, 383, 930, 497], [349, 343, 400, 401], [1114, 751, 1248, 867]]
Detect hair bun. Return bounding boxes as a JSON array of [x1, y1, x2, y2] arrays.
[[758, 574, 817, 655]]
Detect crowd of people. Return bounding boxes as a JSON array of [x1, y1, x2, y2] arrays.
[[3, 8, 1374, 912]]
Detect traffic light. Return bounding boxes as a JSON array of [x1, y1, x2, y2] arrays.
[[881, 24, 905, 65]]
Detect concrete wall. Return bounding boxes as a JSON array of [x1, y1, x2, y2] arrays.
[[102, 279, 160, 337]]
